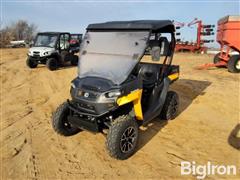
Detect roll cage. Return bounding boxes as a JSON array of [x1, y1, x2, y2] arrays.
[[33, 32, 71, 51]]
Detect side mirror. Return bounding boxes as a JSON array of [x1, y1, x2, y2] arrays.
[[151, 46, 161, 61]]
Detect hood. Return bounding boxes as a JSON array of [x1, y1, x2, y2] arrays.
[[28, 47, 56, 57], [72, 77, 115, 92]]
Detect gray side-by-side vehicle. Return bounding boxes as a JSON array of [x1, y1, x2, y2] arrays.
[[52, 20, 180, 159]]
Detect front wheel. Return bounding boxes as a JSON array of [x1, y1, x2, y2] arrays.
[[106, 115, 139, 160], [52, 102, 80, 136], [46, 58, 58, 71], [26, 57, 38, 68], [227, 55, 240, 73], [160, 91, 179, 120]]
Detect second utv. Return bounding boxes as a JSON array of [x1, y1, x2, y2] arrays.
[[27, 32, 80, 71]]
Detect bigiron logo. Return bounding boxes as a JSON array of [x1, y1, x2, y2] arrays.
[[181, 161, 237, 179]]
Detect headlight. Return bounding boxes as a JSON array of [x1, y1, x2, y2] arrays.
[[97, 89, 121, 102], [105, 90, 121, 98], [43, 51, 51, 56]]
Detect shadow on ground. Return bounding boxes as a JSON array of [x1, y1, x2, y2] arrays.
[[171, 78, 212, 116], [34, 63, 77, 70], [137, 78, 212, 151], [137, 119, 168, 151]]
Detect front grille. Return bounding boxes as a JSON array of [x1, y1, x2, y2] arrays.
[[77, 102, 95, 113], [87, 92, 98, 99], [33, 51, 40, 57]]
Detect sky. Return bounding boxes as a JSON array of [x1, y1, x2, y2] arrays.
[[1, 0, 240, 47]]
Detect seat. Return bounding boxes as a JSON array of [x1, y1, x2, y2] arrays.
[[144, 40, 160, 55], [138, 63, 160, 88], [145, 37, 170, 56], [149, 40, 160, 48]]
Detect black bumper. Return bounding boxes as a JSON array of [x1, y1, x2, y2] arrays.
[[68, 115, 99, 132], [66, 100, 112, 133]]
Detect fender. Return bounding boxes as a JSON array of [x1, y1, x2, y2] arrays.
[[117, 89, 143, 120]]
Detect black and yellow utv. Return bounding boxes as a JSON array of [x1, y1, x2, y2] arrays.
[[52, 20, 180, 160]]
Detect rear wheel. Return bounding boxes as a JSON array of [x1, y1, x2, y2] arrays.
[[52, 102, 80, 136], [46, 58, 58, 71], [26, 57, 38, 68], [70, 55, 79, 66], [106, 115, 139, 160], [160, 91, 179, 120], [61, 51, 69, 63], [227, 55, 240, 73]]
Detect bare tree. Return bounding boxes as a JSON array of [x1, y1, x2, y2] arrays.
[[25, 23, 38, 42], [0, 27, 14, 48], [0, 20, 38, 47]]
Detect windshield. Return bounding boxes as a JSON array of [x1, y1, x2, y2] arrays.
[[78, 31, 149, 85], [34, 34, 58, 48]]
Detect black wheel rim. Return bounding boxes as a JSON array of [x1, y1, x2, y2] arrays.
[[63, 119, 72, 129], [120, 126, 136, 153], [61, 109, 73, 130]]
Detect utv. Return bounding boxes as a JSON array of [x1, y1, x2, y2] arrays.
[[27, 32, 79, 71], [52, 20, 180, 160], [70, 33, 83, 53]]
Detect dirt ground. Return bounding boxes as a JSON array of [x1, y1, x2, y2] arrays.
[[1, 48, 239, 179]]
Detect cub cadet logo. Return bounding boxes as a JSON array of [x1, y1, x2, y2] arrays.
[[181, 161, 237, 179]]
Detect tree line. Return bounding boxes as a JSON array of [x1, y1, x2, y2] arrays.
[[0, 20, 37, 48]]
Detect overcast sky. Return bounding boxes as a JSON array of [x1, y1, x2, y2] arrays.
[[2, 0, 240, 47]]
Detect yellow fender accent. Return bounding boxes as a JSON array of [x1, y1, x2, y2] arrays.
[[168, 73, 179, 81], [117, 89, 143, 120]]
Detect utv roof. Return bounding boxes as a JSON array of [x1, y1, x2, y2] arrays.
[[38, 32, 69, 34], [87, 20, 175, 32]]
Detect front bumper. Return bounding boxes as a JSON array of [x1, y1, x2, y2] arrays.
[[68, 98, 117, 117], [67, 114, 99, 132], [28, 55, 48, 63], [67, 100, 108, 132]]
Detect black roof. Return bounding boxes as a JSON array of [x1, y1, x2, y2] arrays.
[[87, 20, 175, 32]]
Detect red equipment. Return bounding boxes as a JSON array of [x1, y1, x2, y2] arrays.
[[174, 21, 185, 43], [175, 18, 215, 53], [174, 21, 185, 29], [197, 15, 240, 73]]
